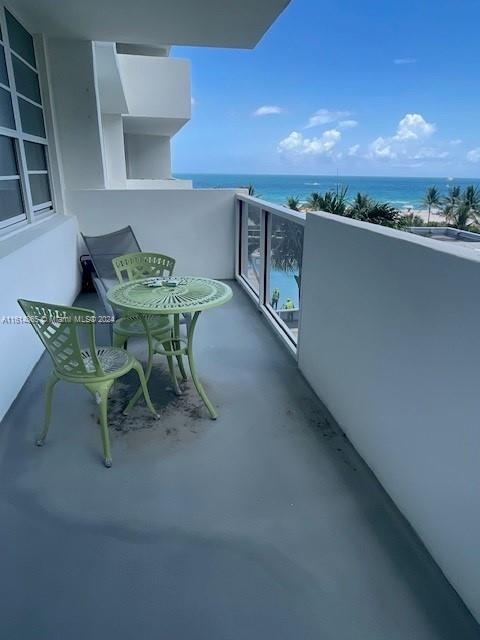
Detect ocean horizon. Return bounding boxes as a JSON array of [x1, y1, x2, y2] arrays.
[[175, 173, 480, 209]]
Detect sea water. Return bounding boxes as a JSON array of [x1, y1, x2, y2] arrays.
[[176, 173, 477, 209]]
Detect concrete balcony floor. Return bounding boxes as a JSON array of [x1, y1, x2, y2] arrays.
[[0, 282, 479, 640]]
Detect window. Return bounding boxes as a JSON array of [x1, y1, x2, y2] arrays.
[[0, 6, 53, 229]]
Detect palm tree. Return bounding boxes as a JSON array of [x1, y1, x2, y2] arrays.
[[363, 202, 401, 228], [442, 185, 461, 221], [346, 193, 401, 228], [306, 187, 348, 215], [246, 184, 262, 198], [348, 192, 373, 220], [270, 218, 304, 293], [307, 192, 323, 210], [422, 186, 442, 224], [463, 185, 480, 211], [286, 196, 301, 212], [445, 185, 480, 230]]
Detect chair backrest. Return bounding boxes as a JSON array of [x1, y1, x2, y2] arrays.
[[112, 252, 176, 283], [81, 226, 141, 281], [18, 299, 104, 378]]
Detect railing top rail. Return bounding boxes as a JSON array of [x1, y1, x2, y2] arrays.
[[236, 194, 306, 226]]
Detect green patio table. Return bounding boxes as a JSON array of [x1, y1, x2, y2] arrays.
[[107, 276, 232, 419]]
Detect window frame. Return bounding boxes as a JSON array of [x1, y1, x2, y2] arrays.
[[0, 3, 54, 232]]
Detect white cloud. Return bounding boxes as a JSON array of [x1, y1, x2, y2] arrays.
[[412, 147, 449, 160], [394, 58, 417, 65], [369, 137, 397, 160], [450, 138, 463, 145], [253, 105, 284, 117], [394, 113, 436, 141], [278, 129, 341, 156], [347, 144, 360, 156], [339, 119, 358, 129], [467, 148, 480, 163], [305, 108, 352, 129], [365, 114, 450, 166], [191, 97, 196, 107]]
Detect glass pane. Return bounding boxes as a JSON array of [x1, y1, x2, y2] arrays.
[[6, 11, 36, 68], [0, 178, 24, 221], [0, 86, 14, 129], [268, 214, 304, 343], [18, 97, 45, 137], [12, 56, 41, 103], [24, 141, 47, 170], [0, 135, 18, 175], [0, 45, 8, 86], [240, 202, 260, 294], [29, 173, 51, 205]]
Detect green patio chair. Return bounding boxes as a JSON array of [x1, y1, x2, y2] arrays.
[[18, 299, 158, 468], [112, 252, 188, 392], [111, 252, 176, 351]]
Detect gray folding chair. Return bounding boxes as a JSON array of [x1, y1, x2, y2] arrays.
[[81, 226, 189, 344]]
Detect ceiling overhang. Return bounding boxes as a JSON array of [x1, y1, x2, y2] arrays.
[[10, 0, 291, 49]]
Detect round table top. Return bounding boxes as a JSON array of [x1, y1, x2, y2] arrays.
[[107, 276, 233, 315]]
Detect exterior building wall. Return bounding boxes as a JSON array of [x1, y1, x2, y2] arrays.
[[0, 216, 79, 421], [45, 38, 106, 190], [117, 54, 191, 123], [102, 114, 127, 187], [298, 211, 480, 622], [69, 188, 238, 279], [124, 133, 171, 180]]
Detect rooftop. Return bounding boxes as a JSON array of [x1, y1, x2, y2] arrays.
[[0, 283, 478, 639]]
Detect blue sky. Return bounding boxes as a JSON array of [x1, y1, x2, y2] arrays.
[[172, 0, 480, 178]]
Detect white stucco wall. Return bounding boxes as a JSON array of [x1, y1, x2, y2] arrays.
[[0, 216, 80, 421], [117, 55, 191, 121], [297, 211, 480, 622], [124, 134, 171, 180], [46, 38, 106, 190], [68, 188, 238, 279], [101, 114, 127, 188]]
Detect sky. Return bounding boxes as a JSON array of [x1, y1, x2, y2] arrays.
[[171, 0, 480, 178]]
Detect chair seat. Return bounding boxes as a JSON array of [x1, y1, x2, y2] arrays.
[[114, 314, 172, 338], [81, 347, 132, 374]]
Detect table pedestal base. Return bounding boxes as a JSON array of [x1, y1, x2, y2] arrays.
[[123, 311, 218, 420]]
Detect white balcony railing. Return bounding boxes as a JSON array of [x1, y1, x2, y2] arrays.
[[235, 194, 305, 353]]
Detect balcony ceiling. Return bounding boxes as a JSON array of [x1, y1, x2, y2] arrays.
[[11, 0, 291, 48]]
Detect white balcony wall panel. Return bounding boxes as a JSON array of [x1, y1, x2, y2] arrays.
[[102, 114, 127, 188], [126, 179, 192, 189], [297, 211, 480, 622], [69, 189, 238, 279], [124, 133, 171, 180], [94, 42, 128, 114], [46, 39, 106, 190], [118, 54, 190, 131], [0, 216, 79, 421]]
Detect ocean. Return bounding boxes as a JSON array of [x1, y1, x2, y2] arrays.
[[175, 173, 479, 210]]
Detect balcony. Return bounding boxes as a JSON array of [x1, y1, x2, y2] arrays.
[[118, 54, 191, 137], [1, 280, 479, 639]]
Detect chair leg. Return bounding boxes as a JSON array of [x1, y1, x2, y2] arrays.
[[176, 354, 188, 381], [112, 332, 127, 349], [36, 372, 59, 446], [130, 360, 159, 419], [94, 382, 114, 468]]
